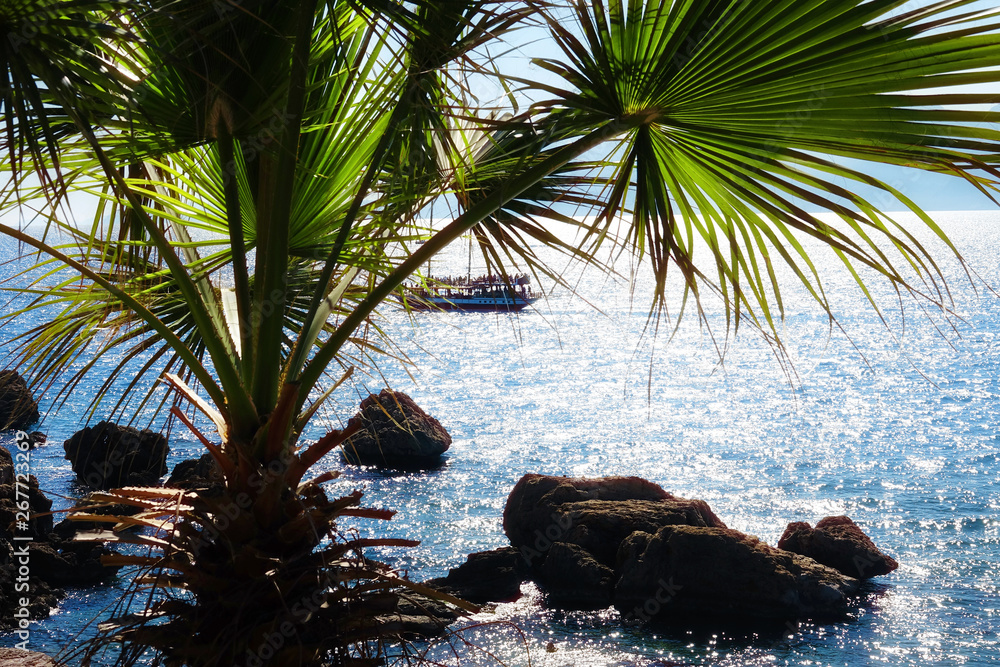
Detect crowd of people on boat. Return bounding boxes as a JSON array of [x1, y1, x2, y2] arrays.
[[406, 272, 535, 302], [430, 272, 531, 287]]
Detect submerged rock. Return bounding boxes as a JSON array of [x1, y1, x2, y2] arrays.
[[342, 390, 451, 467], [63, 420, 169, 489], [0, 370, 40, 431], [778, 515, 899, 579]]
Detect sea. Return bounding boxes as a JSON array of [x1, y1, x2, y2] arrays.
[[1, 211, 999, 666]]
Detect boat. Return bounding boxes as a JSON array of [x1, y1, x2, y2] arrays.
[[406, 274, 539, 312]]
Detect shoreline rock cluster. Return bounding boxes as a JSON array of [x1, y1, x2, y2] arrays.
[[429, 474, 898, 623], [0, 447, 121, 631], [3, 376, 900, 637]]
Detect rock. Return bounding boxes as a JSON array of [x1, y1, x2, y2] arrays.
[[384, 613, 449, 638], [25, 541, 120, 587], [368, 590, 458, 639], [424, 547, 528, 603], [166, 452, 221, 489], [0, 449, 54, 541], [396, 592, 460, 623], [0, 648, 57, 665], [0, 370, 40, 431], [495, 474, 871, 621], [392, 592, 461, 637], [0, 445, 11, 486], [778, 516, 899, 579], [63, 420, 169, 489], [342, 390, 450, 467], [0, 547, 63, 631], [503, 474, 726, 569], [0, 450, 119, 627], [26, 432, 46, 448], [556, 499, 728, 567], [539, 541, 615, 607], [615, 525, 861, 621]]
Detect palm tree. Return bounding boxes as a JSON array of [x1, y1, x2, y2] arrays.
[[2, 0, 999, 664]]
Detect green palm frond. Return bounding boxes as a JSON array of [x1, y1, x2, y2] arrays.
[[525, 0, 1000, 341], [0, 0, 139, 188]]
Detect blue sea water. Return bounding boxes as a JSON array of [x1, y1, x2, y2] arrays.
[[2, 212, 1000, 666]]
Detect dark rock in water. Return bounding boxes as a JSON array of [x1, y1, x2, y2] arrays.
[[424, 547, 529, 603], [503, 474, 726, 569], [63, 420, 169, 489], [0, 370, 39, 431], [778, 515, 899, 579], [166, 452, 221, 489], [392, 592, 462, 637], [396, 592, 460, 623], [495, 474, 863, 620], [615, 525, 861, 620], [0, 448, 53, 540], [0, 453, 120, 629], [0, 649, 57, 666], [0, 446, 10, 486], [342, 390, 450, 467], [26, 540, 120, 587], [0, 456, 63, 628], [553, 499, 727, 567], [0, 538, 64, 631], [366, 590, 459, 639], [26, 431, 46, 448], [539, 541, 615, 607]]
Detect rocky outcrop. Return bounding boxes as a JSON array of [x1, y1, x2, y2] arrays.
[[0, 370, 40, 430], [63, 420, 169, 489], [23, 540, 120, 587], [341, 390, 450, 468], [503, 474, 726, 569], [0, 448, 53, 540], [391, 593, 461, 638], [778, 516, 899, 579], [615, 525, 860, 620], [424, 547, 529, 604], [0, 649, 57, 666], [0, 448, 122, 629], [166, 452, 221, 489], [0, 542, 63, 631], [426, 474, 895, 624]]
